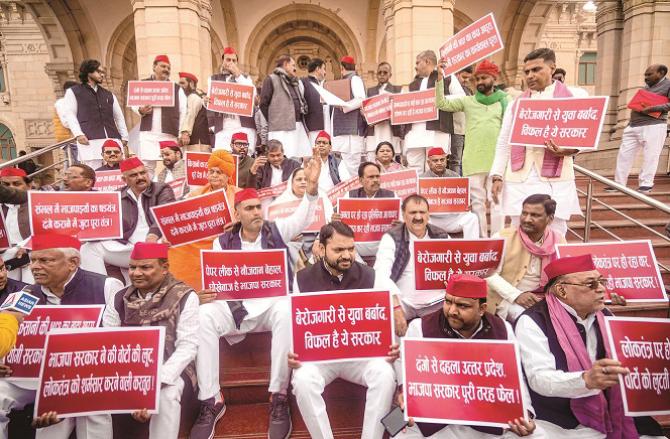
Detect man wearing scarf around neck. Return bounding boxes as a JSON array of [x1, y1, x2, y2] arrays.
[[260, 55, 311, 160], [515, 254, 664, 439], [435, 59, 509, 238], [396, 274, 540, 438], [103, 242, 199, 439], [489, 48, 586, 238]]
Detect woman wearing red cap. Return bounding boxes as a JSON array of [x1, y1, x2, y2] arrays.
[[167, 150, 241, 290]]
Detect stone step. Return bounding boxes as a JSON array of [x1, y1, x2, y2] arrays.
[[568, 218, 668, 240], [576, 203, 670, 221]]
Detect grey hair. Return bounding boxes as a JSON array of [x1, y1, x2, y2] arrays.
[[417, 50, 437, 66], [58, 247, 81, 263]]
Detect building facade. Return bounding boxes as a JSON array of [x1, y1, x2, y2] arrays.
[[0, 0, 667, 172]]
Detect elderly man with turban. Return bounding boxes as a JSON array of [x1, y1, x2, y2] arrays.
[[167, 149, 240, 289], [436, 59, 510, 237]]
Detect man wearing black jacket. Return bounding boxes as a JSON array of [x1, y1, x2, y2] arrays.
[[301, 58, 328, 145], [365, 62, 404, 160], [251, 140, 301, 189]]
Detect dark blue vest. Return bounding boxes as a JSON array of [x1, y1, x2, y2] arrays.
[[71, 83, 121, 140], [0, 278, 29, 304], [30, 269, 108, 305]]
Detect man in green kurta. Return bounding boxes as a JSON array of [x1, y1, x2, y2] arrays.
[[435, 59, 509, 237]]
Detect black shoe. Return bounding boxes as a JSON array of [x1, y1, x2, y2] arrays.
[[268, 393, 292, 439], [190, 395, 226, 439], [638, 186, 653, 193]]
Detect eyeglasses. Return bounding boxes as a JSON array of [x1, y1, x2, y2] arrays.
[[233, 142, 249, 147], [559, 279, 608, 290], [315, 141, 330, 145], [104, 150, 120, 155]]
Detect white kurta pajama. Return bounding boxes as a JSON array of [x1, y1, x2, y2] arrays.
[[365, 83, 401, 161], [489, 83, 582, 237], [403, 77, 452, 172], [196, 194, 318, 401], [132, 86, 187, 174], [61, 86, 129, 169], [331, 75, 367, 176], [0, 271, 123, 439], [211, 74, 257, 154]]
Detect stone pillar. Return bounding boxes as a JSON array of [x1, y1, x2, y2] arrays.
[[131, 0, 213, 84], [382, 0, 455, 85]]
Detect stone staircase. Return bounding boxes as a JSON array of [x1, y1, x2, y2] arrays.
[[180, 173, 670, 439]]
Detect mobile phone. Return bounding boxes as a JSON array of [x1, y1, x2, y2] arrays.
[[381, 405, 409, 437]]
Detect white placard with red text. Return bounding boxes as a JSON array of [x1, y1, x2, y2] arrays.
[[150, 189, 232, 246], [337, 198, 400, 243], [207, 81, 255, 117], [28, 191, 123, 241], [35, 327, 164, 418], [555, 240, 667, 302], [390, 89, 438, 125], [509, 97, 609, 150], [290, 289, 394, 363], [402, 337, 528, 428], [126, 81, 175, 107], [413, 239, 505, 291], [419, 177, 470, 213], [2, 305, 104, 381], [94, 170, 125, 192], [604, 317, 670, 416], [438, 13, 504, 77], [200, 249, 289, 299]]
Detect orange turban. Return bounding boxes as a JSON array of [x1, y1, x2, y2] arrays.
[[207, 150, 236, 178]]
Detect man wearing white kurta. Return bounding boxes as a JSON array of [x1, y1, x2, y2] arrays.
[[61, 59, 128, 169], [290, 221, 399, 439], [0, 234, 122, 439], [490, 48, 584, 237], [207, 47, 257, 153], [132, 55, 187, 175], [365, 62, 403, 161], [103, 242, 198, 439], [190, 153, 322, 439], [331, 56, 367, 176], [404, 50, 460, 172], [314, 131, 352, 192]]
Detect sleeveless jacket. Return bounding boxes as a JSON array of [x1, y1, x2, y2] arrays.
[[302, 76, 325, 131], [139, 80, 181, 136], [297, 260, 375, 292], [71, 83, 121, 140], [30, 269, 107, 306], [386, 223, 450, 282], [408, 70, 454, 134], [332, 73, 366, 137]]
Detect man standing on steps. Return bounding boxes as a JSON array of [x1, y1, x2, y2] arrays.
[[301, 58, 328, 146], [289, 221, 400, 439], [189, 150, 322, 439], [364, 62, 403, 161], [612, 64, 670, 193], [178, 71, 210, 146], [60, 59, 128, 169], [490, 48, 583, 237]]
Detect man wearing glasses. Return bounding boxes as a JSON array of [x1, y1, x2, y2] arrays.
[[229, 132, 258, 188], [364, 62, 403, 161], [515, 254, 664, 438], [60, 59, 128, 169], [95, 139, 124, 171]]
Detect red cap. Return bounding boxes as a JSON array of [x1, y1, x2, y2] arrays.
[[0, 167, 27, 178], [179, 71, 198, 83], [340, 56, 355, 65], [102, 139, 122, 150], [445, 273, 487, 299], [475, 59, 500, 78], [159, 140, 180, 150], [231, 132, 248, 143], [316, 130, 331, 142], [544, 254, 597, 281], [130, 242, 169, 260], [427, 147, 447, 157], [31, 233, 81, 251], [222, 47, 237, 56], [119, 157, 144, 172], [154, 54, 170, 65], [234, 188, 259, 206]]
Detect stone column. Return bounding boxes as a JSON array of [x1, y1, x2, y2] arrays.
[[131, 0, 213, 84], [382, 0, 455, 85]]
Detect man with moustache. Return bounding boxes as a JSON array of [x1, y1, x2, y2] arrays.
[[83, 157, 176, 275], [178, 72, 210, 146], [228, 132, 257, 189], [374, 194, 450, 336], [490, 48, 585, 237], [155, 140, 188, 196], [251, 139, 301, 190], [436, 60, 509, 237], [396, 274, 540, 438], [0, 168, 32, 283], [95, 139, 124, 171], [313, 131, 352, 192], [60, 59, 128, 169], [62, 164, 96, 191], [364, 62, 403, 161], [260, 55, 311, 160], [289, 221, 400, 439], [207, 47, 257, 152], [133, 55, 187, 174]]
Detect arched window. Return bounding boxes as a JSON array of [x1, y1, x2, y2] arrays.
[[0, 124, 16, 160], [578, 52, 597, 86]]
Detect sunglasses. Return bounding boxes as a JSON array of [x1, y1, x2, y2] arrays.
[[559, 279, 608, 290], [104, 150, 121, 155]]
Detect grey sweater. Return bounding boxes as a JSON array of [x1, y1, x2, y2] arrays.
[[630, 77, 670, 127]]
